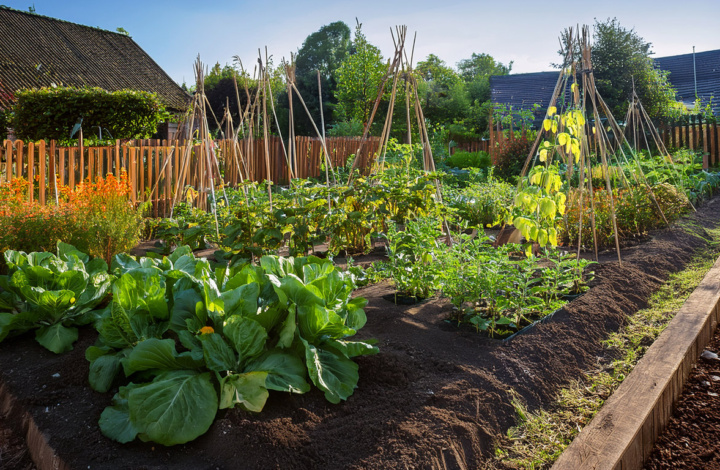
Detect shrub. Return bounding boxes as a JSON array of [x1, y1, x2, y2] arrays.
[[0, 171, 143, 264], [0, 109, 9, 134], [562, 183, 691, 249], [12, 86, 167, 141], [447, 176, 515, 227], [446, 150, 491, 169], [494, 135, 531, 182], [65, 171, 144, 264], [0, 178, 74, 253], [328, 118, 364, 137]]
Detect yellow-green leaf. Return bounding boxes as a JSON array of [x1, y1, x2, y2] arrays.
[[537, 229, 548, 247]]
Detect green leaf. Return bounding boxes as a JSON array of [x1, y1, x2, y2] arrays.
[[324, 339, 379, 358], [245, 349, 310, 394], [111, 253, 141, 274], [35, 323, 78, 354], [276, 308, 296, 349], [124, 338, 201, 375], [129, 371, 217, 445], [170, 288, 204, 332], [220, 282, 259, 317], [302, 339, 358, 404], [99, 385, 139, 443], [36, 290, 76, 321], [199, 333, 237, 371], [298, 304, 354, 343], [87, 349, 122, 393], [0, 312, 14, 342], [223, 316, 267, 366], [219, 371, 269, 412], [344, 297, 368, 330]]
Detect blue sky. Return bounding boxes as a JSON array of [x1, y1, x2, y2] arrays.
[[5, 0, 719, 84]]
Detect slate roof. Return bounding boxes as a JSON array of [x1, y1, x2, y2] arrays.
[[0, 6, 190, 111], [489, 50, 720, 121], [654, 49, 720, 116], [489, 72, 571, 126]]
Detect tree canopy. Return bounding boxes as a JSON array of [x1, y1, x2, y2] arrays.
[[290, 21, 351, 135], [334, 22, 387, 125], [587, 18, 680, 120]]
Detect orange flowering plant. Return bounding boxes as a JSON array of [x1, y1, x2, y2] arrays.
[[0, 170, 144, 263]]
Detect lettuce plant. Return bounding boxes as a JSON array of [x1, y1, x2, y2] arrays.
[[89, 248, 377, 446], [0, 243, 112, 353]]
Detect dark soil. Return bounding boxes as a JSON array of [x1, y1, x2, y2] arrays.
[[0, 419, 35, 470], [1, 198, 720, 470], [644, 321, 720, 469]]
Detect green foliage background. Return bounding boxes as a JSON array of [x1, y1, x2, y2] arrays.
[[12, 86, 167, 141]]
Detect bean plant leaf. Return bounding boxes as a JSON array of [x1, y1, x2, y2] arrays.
[[128, 370, 217, 445]]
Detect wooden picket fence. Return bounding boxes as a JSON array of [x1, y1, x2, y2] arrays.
[[659, 117, 720, 168], [0, 136, 381, 215], [218, 136, 381, 185]]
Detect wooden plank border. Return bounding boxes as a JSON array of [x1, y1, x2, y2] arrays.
[[553, 255, 720, 470]]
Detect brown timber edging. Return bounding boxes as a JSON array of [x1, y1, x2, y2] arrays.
[[552, 255, 720, 470], [0, 381, 71, 470]]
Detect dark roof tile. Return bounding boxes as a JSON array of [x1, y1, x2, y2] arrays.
[[0, 6, 190, 111]]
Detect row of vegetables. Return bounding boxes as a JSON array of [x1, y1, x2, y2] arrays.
[[0, 243, 375, 445]]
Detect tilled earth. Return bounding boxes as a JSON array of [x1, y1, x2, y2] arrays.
[[645, 324, 720, 469], [1, 197, 720, 469]]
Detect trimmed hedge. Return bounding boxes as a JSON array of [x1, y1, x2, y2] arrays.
[[11, 86, 167, 141], [0, 110, 8, 134]]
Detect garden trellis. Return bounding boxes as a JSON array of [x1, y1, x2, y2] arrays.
[[517, 25, 676, 264]]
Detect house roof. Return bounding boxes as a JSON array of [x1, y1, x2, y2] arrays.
[[489, 71, 570, 113], [489, 49, 720, 119], [654, 49, 720, 115], [0, 6, 190, 111]]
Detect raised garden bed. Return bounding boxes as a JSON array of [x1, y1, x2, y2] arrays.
[[1, 198, 720, 469], [645, 325, 720, 469]]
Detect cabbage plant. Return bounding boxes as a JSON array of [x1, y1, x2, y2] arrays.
[[0, 243, 112, 353], [89, 248, 377, 446]]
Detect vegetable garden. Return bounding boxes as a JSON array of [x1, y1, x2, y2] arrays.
[[1, 24, 720, 470]]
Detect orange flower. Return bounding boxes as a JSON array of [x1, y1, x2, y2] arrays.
[[199, 326, 214, 335]]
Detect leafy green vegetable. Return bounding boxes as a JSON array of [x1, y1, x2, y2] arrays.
[[0, 243, 112, 352], [92, 248, 376, 446]]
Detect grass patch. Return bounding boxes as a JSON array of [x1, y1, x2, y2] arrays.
[[493, 226, 720, 469]]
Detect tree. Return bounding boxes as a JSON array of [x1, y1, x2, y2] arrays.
[[334, 22, 387, 126], [457, 53, 512, 83], [278, 21, 351, 136], [415, 55, 469, 129], [583, 18, 679, 120], [457, 53, 512, 139]]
